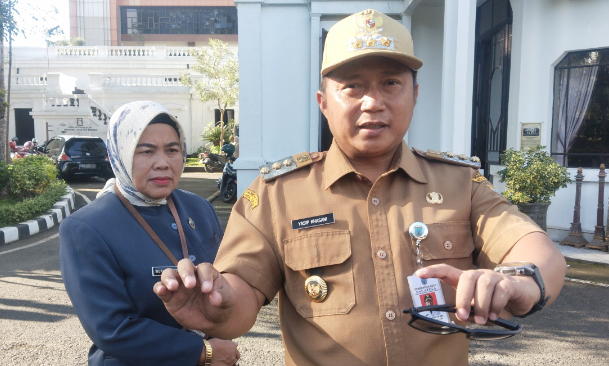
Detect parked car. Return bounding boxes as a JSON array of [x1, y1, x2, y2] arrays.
[[44, 135, 114, 180]]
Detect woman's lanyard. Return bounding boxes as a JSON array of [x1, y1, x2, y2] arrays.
[[114, 184, 188, 265]]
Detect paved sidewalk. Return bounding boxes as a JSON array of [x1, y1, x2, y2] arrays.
[[556, 241, 609, 265]]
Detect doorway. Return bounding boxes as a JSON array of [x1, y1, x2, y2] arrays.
[[14, 108, 35, 143], [471, 0, 513, 176]]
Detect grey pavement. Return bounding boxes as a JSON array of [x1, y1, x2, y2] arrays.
[[556, 242, 609, 266]]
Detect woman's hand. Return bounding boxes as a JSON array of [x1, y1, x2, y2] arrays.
[[198, 339, 240, 366]]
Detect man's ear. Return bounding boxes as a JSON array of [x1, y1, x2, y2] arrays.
[[317, 91, 328, 118], [414, 83, 419, 105]]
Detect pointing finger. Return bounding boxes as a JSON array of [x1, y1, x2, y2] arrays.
[[416, 264, 463, 288]]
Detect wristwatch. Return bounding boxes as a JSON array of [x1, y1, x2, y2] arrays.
[[494, 262, 551, 318]]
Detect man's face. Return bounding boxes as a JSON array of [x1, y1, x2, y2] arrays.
[[317, 56, 418, 162]]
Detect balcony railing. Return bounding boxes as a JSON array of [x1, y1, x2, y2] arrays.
[[12, 75, 47, 86], [102, 75, 184, 87], [53, 46, 204, 59]]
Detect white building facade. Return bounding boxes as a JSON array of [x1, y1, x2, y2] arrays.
[[234, 0, 609, 241], [8, 45, 239, 155]]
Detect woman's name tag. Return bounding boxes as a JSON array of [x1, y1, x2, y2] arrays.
[[407, 275, 450, 323]]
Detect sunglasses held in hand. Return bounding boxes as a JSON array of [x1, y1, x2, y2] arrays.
[[403, 305, 522, 340]]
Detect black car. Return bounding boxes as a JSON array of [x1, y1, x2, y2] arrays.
[[44, 135, 114, 180]]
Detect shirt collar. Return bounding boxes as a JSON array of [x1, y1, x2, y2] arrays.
[[323, 140, 427, 190]]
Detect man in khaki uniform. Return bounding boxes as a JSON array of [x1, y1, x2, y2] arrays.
[[155, 9, 566, 366]]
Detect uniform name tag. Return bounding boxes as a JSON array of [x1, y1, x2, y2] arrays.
[[407, 275, 450, 323], [151, 266, 178, 277], [292, 213, 335, 230]]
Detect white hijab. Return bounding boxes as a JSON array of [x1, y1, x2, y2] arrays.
[[97, 101, 186, 206]]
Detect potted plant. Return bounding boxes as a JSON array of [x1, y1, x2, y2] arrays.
[[497, 145, 571, 231]]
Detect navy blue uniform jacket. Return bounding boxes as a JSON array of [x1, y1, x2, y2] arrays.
[[60, 189, 222, 366]]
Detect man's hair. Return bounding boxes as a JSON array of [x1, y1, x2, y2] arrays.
[[318, 67, 418, 95]]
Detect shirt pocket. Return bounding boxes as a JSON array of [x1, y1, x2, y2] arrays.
[[283, 230, 355, 318], [408, 221, 475, 270]]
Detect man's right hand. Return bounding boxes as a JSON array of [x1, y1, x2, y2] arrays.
[[154, 259, 237, 332]]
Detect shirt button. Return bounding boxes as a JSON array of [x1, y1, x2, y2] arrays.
[[385, 310, 396, 320], [371, 197, 379, 206], [171, 223, 178, 230], [189, 254, 196, 262], [377, 250, 387, 259], [443, 241, 453, 250]]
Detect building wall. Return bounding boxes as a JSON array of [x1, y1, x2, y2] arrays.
[[502, 0, 609, 236], [8, 47, 239, 155], [71, 0, 237, 46], [409, 3, 444, 152]]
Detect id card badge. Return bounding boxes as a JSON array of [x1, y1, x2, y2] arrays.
[[407, 275, 450, 323]]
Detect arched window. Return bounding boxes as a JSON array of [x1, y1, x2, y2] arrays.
[[551, 49, 609, 167]]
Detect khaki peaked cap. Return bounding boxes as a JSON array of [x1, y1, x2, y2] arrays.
[[321, 9, 423, 76]]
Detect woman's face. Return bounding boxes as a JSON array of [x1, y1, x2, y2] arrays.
[[132, 123, 183, 200]]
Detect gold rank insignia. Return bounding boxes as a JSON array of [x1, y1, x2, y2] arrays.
[[380, 36, 392, 47], [305, 275, 328, 302], [242, 189, 259, 210], [426, 192, 444, 204], [365, 37, 377, 47], [412, 148, 482, 169], [351, 39, 363, 49], [259, 152, 321, 182], [472, 171, 487, 183]]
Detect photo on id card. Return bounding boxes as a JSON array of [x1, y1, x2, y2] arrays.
[[407, 275, 450, 323]]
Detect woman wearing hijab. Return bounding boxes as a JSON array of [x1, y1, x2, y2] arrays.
[[60, 101, 239, 366]]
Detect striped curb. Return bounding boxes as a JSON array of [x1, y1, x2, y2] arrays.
[[0, 187, 75, 245]]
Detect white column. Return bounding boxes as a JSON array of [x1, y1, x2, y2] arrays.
[[309, 13, 322, 152], [233, 1, 265, 195], [439, 0, 477, 154], [401, 12, 412, 33]]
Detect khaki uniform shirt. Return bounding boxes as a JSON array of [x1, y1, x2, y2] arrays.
[[214, 141, 543, 366]]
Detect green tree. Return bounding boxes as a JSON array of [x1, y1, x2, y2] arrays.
[[0, 0, 22, 164], [180, 39, 238, 147]]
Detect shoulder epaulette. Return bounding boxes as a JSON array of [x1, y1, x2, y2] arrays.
[[412, 148, 481, 169], [259, 151, 324, 182]]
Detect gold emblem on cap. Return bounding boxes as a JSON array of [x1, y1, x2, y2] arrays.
[[426, 192, 444, 204], [283, 159, 293, 167], [260, 166, 270, 174], [188, 217, 196, 230], [457, 154, 468, 160], [351, 39, 363, 49], [305, 275, 328, 302], [272, 162, 282, 170], [356, 9, 384, 33], [445, 151, 456, 158], [242, 189, 259, 210], [380, 37, 392, 47], [470, 156, 481, 163], [366, 37, 377, 47]]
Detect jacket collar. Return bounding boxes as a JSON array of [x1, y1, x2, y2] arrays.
[[323, 140, 427, 190]]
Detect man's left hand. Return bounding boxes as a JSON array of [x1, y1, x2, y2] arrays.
[[416, 265, 541, 324]]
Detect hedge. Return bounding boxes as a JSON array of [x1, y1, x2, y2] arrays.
[[0, 180, 68, 227]]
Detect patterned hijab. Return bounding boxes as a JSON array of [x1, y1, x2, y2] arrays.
[[97, 101, 186, 206]]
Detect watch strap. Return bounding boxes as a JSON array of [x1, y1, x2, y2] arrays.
[[517, 264, 551, 318]]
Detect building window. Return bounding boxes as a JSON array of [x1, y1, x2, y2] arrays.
[[215, 109, 234, 126], [552, 49, 609, 167], [120, 7, 237, 35]]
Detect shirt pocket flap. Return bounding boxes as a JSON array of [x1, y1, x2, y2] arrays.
[[284, 231, 351, 271], [410, 222, 475, 260]]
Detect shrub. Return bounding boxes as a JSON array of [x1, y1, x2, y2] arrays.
[[9, 156, 57, 199], [200, 121, 234, 146], [0, 180, 68, 227], [0, 161, 9, 192], [497, 146, 571, 204]]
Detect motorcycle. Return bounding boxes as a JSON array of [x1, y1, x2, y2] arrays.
[[217, 155, 237, 203], [200, 151, 229, 172]]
